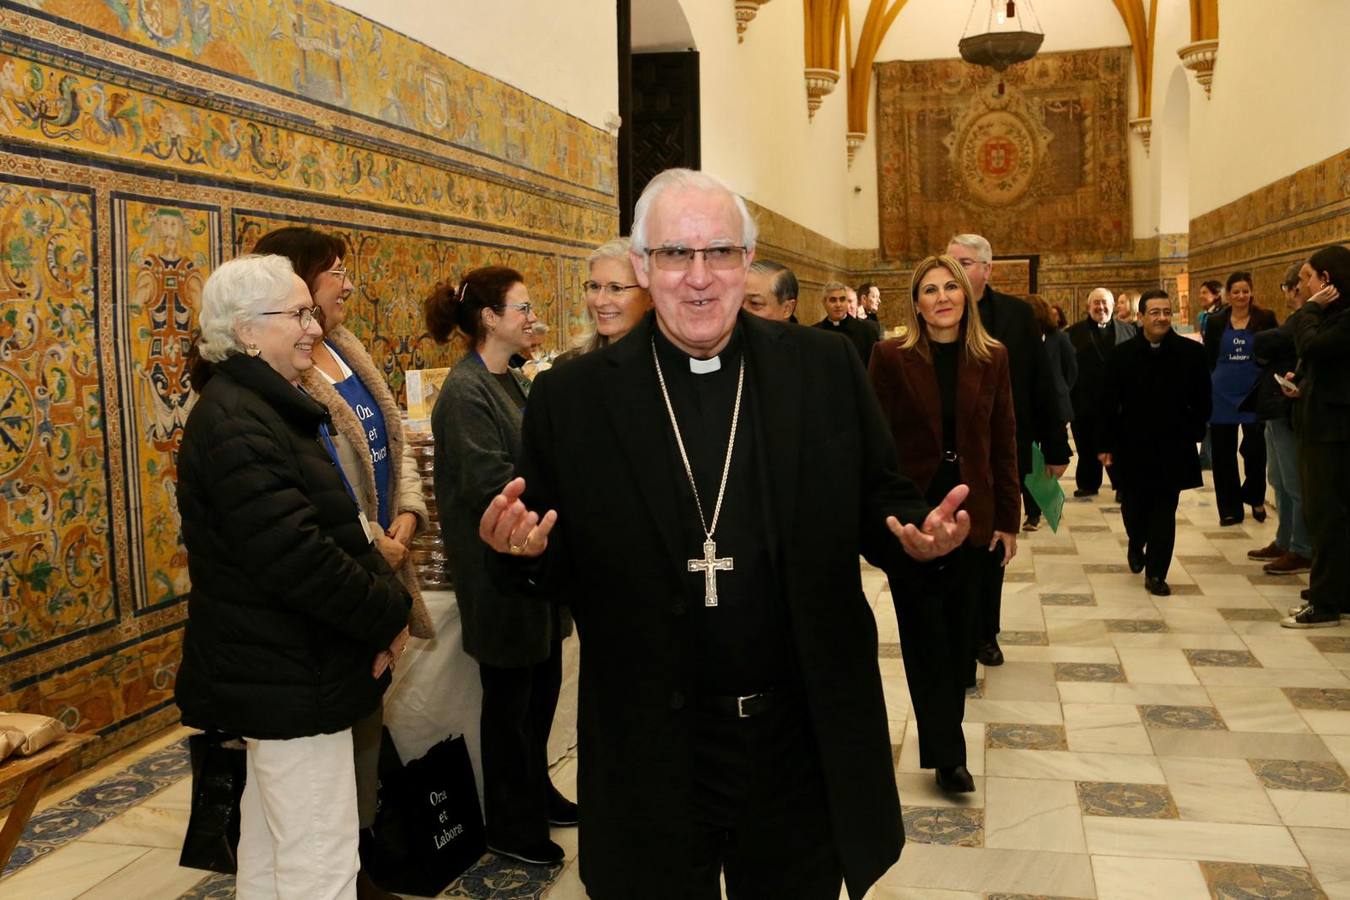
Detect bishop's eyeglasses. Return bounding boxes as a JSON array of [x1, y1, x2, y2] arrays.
[[646, 245, 748, 272]]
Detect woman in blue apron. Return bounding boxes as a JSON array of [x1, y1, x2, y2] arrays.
[[253, 227, 432, 900]]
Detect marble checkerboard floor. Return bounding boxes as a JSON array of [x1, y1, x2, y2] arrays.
[[2, 468, 1348, 899]]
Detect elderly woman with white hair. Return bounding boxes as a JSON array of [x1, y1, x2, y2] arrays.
[[175, 254, 411, 900]]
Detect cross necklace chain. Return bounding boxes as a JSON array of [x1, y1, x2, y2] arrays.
[[651, 340, 744, 607]]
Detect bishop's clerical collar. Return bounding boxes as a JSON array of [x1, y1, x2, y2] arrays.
[[653, 320, 745, 376]]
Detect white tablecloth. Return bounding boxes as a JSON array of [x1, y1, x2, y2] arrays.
[[382, 589, 579, 806]]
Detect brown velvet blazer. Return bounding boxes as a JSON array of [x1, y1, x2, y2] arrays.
[[869, 338, 1021, 546]]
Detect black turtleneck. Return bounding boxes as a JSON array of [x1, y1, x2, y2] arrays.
[[651, 324, 794, 695]]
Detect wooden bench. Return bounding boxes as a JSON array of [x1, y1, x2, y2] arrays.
[[0, 732, 99, 871]]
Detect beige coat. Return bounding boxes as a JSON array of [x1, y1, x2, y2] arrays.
[[301, 327, 433, 639]]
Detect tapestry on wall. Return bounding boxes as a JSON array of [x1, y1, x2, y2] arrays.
[[875, 47, 1132, 260]]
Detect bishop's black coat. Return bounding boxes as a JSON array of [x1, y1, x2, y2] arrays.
[[510, 311, 931, 900]]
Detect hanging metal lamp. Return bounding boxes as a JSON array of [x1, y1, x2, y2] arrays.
[[959, 0, 1044, 72]]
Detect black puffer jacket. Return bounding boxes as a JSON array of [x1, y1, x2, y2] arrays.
[[175, 354, 410, 740]]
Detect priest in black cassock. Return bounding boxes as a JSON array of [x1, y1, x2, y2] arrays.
[[1067, 287, 1137, 497], [814, 281, 879, 366], [479, 168, 971, 900]]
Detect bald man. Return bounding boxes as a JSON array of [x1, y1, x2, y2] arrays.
[[1067, 288, 1136, 495]]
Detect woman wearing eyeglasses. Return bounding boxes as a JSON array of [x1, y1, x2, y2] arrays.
[[176, 255, 412, 898], [571, 237, 652, 356], [426, 267, 576, 866]]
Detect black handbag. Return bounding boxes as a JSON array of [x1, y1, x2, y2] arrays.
[[179, 731, 247, 874], [366, 729, 486, 896]]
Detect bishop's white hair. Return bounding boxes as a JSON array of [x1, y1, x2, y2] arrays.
[[629, 168, 758, 264]]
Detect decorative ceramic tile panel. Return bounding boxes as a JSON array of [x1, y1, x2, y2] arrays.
[[0, 179, 116, 659]]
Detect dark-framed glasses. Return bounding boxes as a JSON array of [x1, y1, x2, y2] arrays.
[[259, 306, 319, 329], [583, 280, 640, 297], [647, 246, 747, 272]]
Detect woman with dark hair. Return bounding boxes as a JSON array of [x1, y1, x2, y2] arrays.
[[1282, 245, 1350, 628], [177, 255, 410, 898], [1196, 279, 1225, 334], [1022, 295, 1077, 531], [427, 267, 574, 865], [1204, 271, 1278, 526], [869, 254, 1019, 794], [252, 227, 431, 898]]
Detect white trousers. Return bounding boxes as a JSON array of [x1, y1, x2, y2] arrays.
[[236, 729, 360, 900]]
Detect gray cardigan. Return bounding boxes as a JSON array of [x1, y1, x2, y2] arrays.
[[431, 354, 554, 667]]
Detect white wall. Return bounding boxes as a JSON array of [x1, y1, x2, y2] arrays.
[[1150, 0, 1194, 237], [1188, 0, 1350, 216], [673, 0, 855, 247], [331, 0, 618, 131]]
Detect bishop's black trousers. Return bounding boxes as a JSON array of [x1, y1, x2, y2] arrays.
[[1071, 418, 1116, 493], [1301, 439, 1350, 615], [1121, 486, 1180, 581], [478, 639, 562, 850], [680, 698, 843, 900], [894, 546, 976, 769], [1210, 422, 1267, 522]]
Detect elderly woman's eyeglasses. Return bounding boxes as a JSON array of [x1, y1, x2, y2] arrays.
[[583, 281, 640, 297], [499, 302, 533, 316], [259, 306, 319, 329], [647, 246, 747, 272]]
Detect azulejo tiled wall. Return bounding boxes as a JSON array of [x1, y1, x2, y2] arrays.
[[1189, 148, 1350, 321], [0, 0, 616, 771]]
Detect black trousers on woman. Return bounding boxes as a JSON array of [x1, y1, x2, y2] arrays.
[[1210, 422, 1267, 522], [893, 545, 978, 770], [478, 639, 562, 849], [1301, 440, 1350, 616]]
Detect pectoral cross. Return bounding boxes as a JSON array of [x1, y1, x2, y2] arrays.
[[688, 538, 733, 607]]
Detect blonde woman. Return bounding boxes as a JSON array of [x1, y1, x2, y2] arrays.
[[868, 254, 1019, 794], [562, 237, 653, 359]]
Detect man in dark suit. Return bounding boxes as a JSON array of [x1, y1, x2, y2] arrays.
[[1098, 289, 1211, 596], [858, 282, 885, 339], [947, 234, 1070, 666], [1067, 287, 1136, 496], [815, 281, 878, 366], [479, 168, 971, 900]]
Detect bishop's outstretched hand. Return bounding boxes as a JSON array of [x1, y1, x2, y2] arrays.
[[886, 484, 972, 562], [479, 477, 557, 558]]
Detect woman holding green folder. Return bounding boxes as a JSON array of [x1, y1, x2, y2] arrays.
[[869, 254, 1020, 794]]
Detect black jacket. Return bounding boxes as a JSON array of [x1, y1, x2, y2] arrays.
[[1292, 299, 1350, 443], [1202, 305, 1279, 371], [509, 311, 929, 900], [175, 354, 410, 740], [977, 286, 1071, 469], [1098, 330, 1212, 492], [1067, 316, 1135, 419], [814, 314, 878, 367], [1245, 307, 1308, 422]]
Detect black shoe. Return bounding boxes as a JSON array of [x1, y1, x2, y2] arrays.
[[1073, 489, 1099, 498], [1281, 606, 1340, 629], [547, 789, 578, 827], [488, 839, 565, 866], [1114, 491, 1123, 503], [935, 765, 975, 793], [1145, 577, 1171, 596], [1252, 505, 1267, 523], [1288, 602, 1310, 617], [1127, 548, 1145, 574], [1219, 516, 1242, 527], [976, 640, 1004, 667]]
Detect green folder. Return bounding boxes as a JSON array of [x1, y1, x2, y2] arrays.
[[1023, 442, 1065, 533]]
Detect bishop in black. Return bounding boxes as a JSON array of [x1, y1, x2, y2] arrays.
[[480, 170, 970, 900]]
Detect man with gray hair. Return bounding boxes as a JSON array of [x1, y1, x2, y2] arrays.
[[479, 167, 972, 899], [947, 233, 1070, 667], [1067, 287, 1136, 496], [815, 280, 878, 365], [743, 258, 799, 322]]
